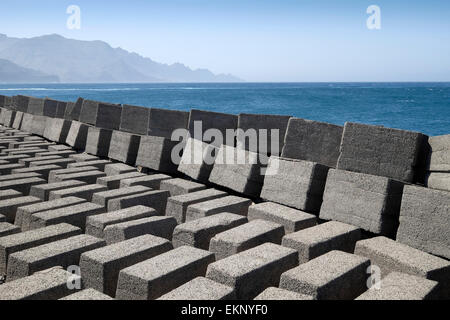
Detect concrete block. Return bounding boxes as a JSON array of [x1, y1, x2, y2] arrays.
[[60, 288, 114, 300], [166, 188, 228, 224], [0, 223, 81, 274], [260, 156, 329, 213], [11, 165, 61, 181], [108, 131, 141, 165], [67, 160, 112, 171], [396, 185, 450, 259], [29, 115, 48, 136], [354, 236, 450, 298], [48, 166, 98, 183], [35, 150, 76, 158], [282, 221, 361, 264], [0, 189, 22, 200], [337, 122, 425, 182], [28, 98, 58, 117], [0, 163, 25, 174], [7, 148, 45, 156], [12, 111, 23, 129], [120, 173, 171, 189], [91, 185, 151, 207], [209, 145, 265, 197], [64, 98, 84, 121], [104, 216, 177, 244], [319, 169, 404, 237], [206, 243, 298, 299], [55, 101, 68, 119], [48, 144, 72, 152], [116, 246, 214, 300], [7, 234, 105, 281], [43, 118, 71, 143], [254, 287, 313, 300], [97, 172, 145, 190], [427, 134, 450, 171], [20, 155, 62, 167], [186, 195, 252, 222], [1, 110, 16, 127], [12, 95, 29, 112], [135, 135, 181, 174], [356, 272, 440, 300], [425, 172, 450, 192], [0, 196, 41, 223], [49, 184, 108, 202], [280, 250, 370, 300], [79, 100, 122, 130], [107, 190, 169, 214], [80, 234, 172, 297], [158, 277, 235, 300], [178, 138, 219, 183], [0, 214, 4, 222], [86, 206, 157, 239], [65, 121, 90, 150], [0, 268, 80, 300], [28, 158, 76, 168], [53, 170, 106, 184], [173, 213, 247, 250], [85, 126, 113, 157], [28, 202, 106, 231], [104, 163, 136, 176], [160, 178, 206, 196], [69, 153, 99, 162], [120, 104, 149, 135], [0, 154, 30, 163], [15, 197, 86, 231], [248, 202, 317, 234], [0, 223, 21, 237], [148, 108, 189, 138]]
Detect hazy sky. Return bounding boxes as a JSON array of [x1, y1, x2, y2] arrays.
[[0, 0, 449, 81]]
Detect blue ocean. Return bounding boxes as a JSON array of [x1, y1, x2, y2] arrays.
[[0, 82, 449, 136]]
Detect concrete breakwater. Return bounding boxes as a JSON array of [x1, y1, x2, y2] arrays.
[[0, 93, 448, 300]]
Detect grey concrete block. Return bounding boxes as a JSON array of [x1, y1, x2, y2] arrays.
[[1, 110, 16, 127], [0, 222, 21, 237], [48, 166, 98, 183], [48, 144, 72, 152], [148, 108, 189, 138], [116, 246, 214, 300], [53, 170, 106, 184], [160, 178, 206, 196], [29, 115, 48, 136], [67, 160, 112, 171], [60, 288, 114, 300], [69, 153, 99, 163], [104, 216, 177, 244], [80, 234, 172, 297], [337, 122, 425, 182], [104, 163, 136, 176], [0, 154, 30, 163], [12, 95, 30, 112], [85, 126, 113, 157], [210, 219, 284, 260], [7, 148, 45, 156], [166, 188, 228, 224], [107, 190, 169, 214], [356, 272, 440, 300], [55, 101, 68, 119], [108, 131, 141, 165], [178, 138, 219, 182], [206, 243, 298, 299], [43, 118, 71, 143], [29, 202, 106, 231], [427, 134, 450, 171], [27, 97, 58, 117], [91, 185, 151, 207], [120, 104, 149, 135], [396, 185, 450, 259], [65, 121, 90, 150], [319, 169, 404, 237], [135, 135, 181, 174], [28, 158, 76, 168], [0, 163, 25, 174], [86, 206, 157, 239], [282, 221, 361, 264], [15, 197, 86, 231], [425, 172, 450, 192], [260, 157, 329, 213], [0, 189, 22, 200], [0, 267, 80, 300], [49, 184, 108, 202], [208, 145, 265, 197], [0, 196, 41, 223], [64, 98, 84, 121], [280, 250, 370, 300], [0, 223, 81, 274], [12, 111, 23, 129], [11, 165, 61, 181], [35, 150, 76, 158], [120, 173, 171, 189], [79, 100, 122, 130], [20, 155, 62, 167], [254, 287, 313, 300], [355, 236, 450, 298], [248, 202, 317, 234], [173, 212, 247, 250], [97, 172, 145, 190], [186, 195, 252, 222], [0, 214, 4, 222], [7, 234, 105, 281], [158, 277, 235, 300]]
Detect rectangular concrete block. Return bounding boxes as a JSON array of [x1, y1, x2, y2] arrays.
[[48, 166, 98, 183], [29, 115, 48, 136], [260, 157, 329, 213], [97, 172, 145, 190], [425, 172, 450, 192], [80, 234, 173, 297], [28, 158, 76, 168], [254, 287, 313, 300], [1, 110, 16, 127], [0, 196, 41, 223], [427, 134, 450, 171], [59, 288, 113, 300], [108, 130, 141, 165], [0, 214, 4, 222], [15, 197, 87, 231], [7, 234, 105, 281], [319, 169, 404, 237], [20, 155, 62, 167], [0, 189, 22, 200], [0, 163, 25, 174], [49, 184, 108, 202], [209, 219, 285, 260], [178, 138, 219, 183], [85, 126, 113, 157], [91, 185, 151, 207], [69, 153, 99, 163], [11, 165, 61, 181], [64, 98, 84, 121], [104, 163, 136, 176], [0, 223, 81, 274], [0, 222, 21, 237], [166, 188, 228, 224], [116, 246, 215, 300], [0, 268, 80, 300], [0, 154, 30, 163], [206, 243, 298, 299], [337, 122, 425, 182], [107, 190, 169, 214], [279, 250, 370, 300], [120, 104, 149, 135], [148, 108, 189, 138], [7, 148, 45, 157], [86, 205, 157, 239], [43, 118, 71, 143], [48, 144, 72, 152], [12, 95, 29, 112], [120, 173, 171, 189], [29, 202, 106, 231], [67, 160, 112, 171], [36, 150, 76, 158], [158, 277, 235, 300], [160, 178, 206, 196], [104, 216, 177, 244], [282, 221, 361, 264], [53, 169, 106, 185], [65, 121, 90, 150], [27, 97, 58, 117], [396, 185, 450, 259], [55, 101, 68, 119], [186, 195, 252, 222], [135, 135, 181, 174], [172, 212, 247, 250], [80, 100, 122, 130], [248, 202, 317, 234], [12, 111, 23, 129]]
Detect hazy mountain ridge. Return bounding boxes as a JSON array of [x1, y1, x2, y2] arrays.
[[0, 34, 241, 83], [0, 58, 59, 83]]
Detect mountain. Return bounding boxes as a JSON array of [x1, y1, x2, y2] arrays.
[[0, 58, 59, 83], [0, 34, 241, 83]]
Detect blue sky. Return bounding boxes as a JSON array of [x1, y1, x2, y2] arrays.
[[0, 0, 449, 81]]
